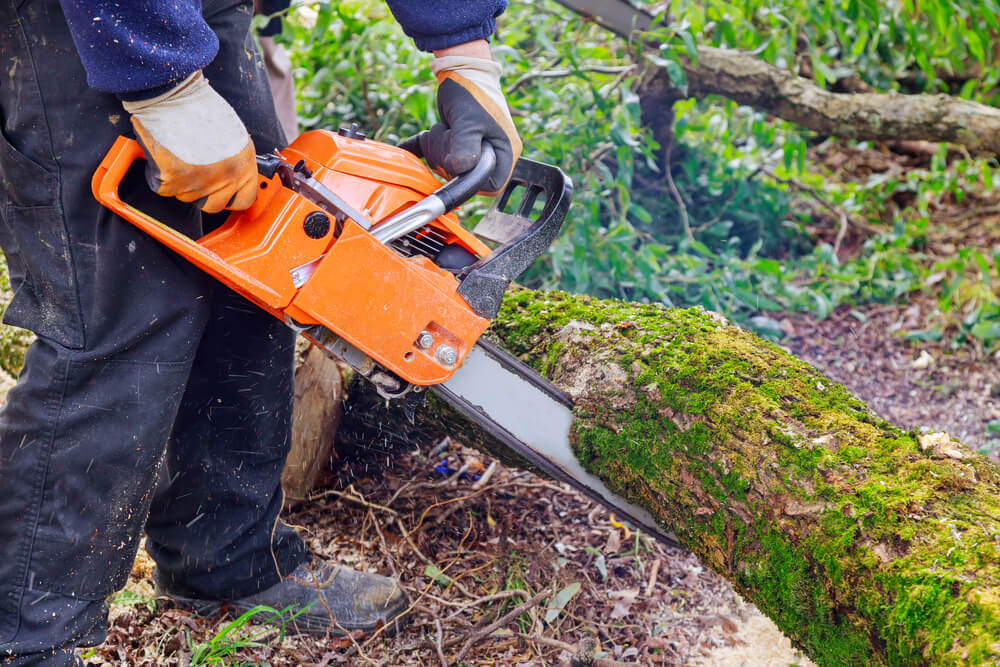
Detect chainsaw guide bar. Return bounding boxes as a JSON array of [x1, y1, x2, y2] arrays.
[[436, 339, 680, 547]]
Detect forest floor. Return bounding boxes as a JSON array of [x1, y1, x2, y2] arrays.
[[67, 292, 995, 666]]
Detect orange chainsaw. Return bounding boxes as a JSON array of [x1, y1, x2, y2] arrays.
[[92, 127, 676, 547]]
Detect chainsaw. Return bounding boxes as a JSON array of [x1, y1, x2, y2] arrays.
[[92, 127, 675, 546]]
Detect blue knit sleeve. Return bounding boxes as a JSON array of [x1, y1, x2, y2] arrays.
[[384, 1, 507, 52], [58, 0, 219, 96]]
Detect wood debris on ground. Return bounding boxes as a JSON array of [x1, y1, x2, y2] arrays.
[[81, 441, 812, 665]]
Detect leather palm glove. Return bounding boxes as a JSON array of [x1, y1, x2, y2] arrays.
[[122, 71, 258, 214], [416, 56, 522, 196]]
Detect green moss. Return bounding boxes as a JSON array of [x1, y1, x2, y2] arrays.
[[491, 289, 1000, 665], [0, 255, 31, 376]]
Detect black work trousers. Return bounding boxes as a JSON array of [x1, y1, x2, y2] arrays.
[[0, 1, 307, 664]]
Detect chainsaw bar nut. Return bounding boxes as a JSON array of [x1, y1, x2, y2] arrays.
[[436, 345, 458, 366], [417, 331, 435, 349]]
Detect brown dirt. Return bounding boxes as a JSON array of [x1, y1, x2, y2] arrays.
[[80, 440, 813, 666], [781, 297, 1000, 460]]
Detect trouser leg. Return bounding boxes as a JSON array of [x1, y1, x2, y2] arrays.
[[145, 281, 305, 600], [144, 0, 306, 602], [0, 0, 299, 662]]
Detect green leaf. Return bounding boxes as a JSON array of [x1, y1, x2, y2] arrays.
[[971, 320, 1000, 341], [424, 564, 452, 587], [544, 582, 582, 624], [755, 258, 783, 277], [109, 589, 156, 612], [680, 30, 699, 64], [585, 546, 608, 581], [905, 328, 943, 343], [966, 31, 986, 68]]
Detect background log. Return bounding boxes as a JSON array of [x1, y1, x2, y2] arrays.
[[339, 288, 1000, 665], [281, 344, 345, 502], [638, 46, 1000, 156]]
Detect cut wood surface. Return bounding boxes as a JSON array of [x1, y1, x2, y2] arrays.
[[341, 288, 1000, 665], [282, 344, 345, 501]]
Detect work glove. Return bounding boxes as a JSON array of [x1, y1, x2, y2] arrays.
[[122, 71, 258, 214], [411, 56, 522, 196]]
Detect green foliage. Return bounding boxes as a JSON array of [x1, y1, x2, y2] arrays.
[[647, 0, 1000, 104], [279, 0, 1000, 349], [109, 589, 157, 613], [188, 604, 311, 666]]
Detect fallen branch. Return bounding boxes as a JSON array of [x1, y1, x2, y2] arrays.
[[452, 588, 551, 662], [640, 45, 1000, 156]]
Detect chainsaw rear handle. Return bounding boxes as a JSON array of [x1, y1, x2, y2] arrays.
[[91, 135, 286, 309]]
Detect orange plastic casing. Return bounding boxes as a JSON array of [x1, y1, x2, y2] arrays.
[[92, 130, 492, 386]]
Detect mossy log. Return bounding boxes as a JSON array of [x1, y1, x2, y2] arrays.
[[341, 289, 1000, 665]]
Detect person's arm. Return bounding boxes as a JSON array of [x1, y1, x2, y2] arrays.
[[58, 1, 257, 212], [383, 1, 507, 53], [387, 3, 521, 195], [58, 0, 217, 97]]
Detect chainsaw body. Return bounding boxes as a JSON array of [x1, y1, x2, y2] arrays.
[[93, 129, 571, 392]]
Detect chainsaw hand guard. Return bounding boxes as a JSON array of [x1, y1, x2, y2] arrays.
[[457, 158, 573, 319]]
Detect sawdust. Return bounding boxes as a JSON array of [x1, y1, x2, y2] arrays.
[[696, 595, 815, 666], [124, 538, 157, 601]]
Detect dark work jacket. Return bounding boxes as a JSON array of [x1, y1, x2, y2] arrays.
[[57, 0, 507, 97]]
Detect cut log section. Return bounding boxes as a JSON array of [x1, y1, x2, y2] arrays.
[[282, 343, 345, 502]]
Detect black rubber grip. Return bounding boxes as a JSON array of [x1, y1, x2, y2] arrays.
[[434, 144, 496, 212], [399, 132, 497, 212]]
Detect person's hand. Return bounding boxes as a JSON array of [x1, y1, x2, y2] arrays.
[[412, 42, 522, 196], [122, 71, 258, 214]]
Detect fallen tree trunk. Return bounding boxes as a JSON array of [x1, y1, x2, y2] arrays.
[[341, 288, 1000, 665]]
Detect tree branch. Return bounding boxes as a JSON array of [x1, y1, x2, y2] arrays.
[[641, 46, 1000, 155]]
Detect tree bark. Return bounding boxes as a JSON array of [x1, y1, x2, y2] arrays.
[[640, 46, 1000, 156], [341, 288, 1000, 665]]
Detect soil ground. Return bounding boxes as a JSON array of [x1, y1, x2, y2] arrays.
[[65, 295, 995, 666]]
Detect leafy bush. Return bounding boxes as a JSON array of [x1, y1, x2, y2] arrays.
[[277, 0, 1000, 348], [646, 0, 1000, 104]]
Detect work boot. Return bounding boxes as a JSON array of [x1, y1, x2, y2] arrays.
[[154, 561, 409, 636]]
